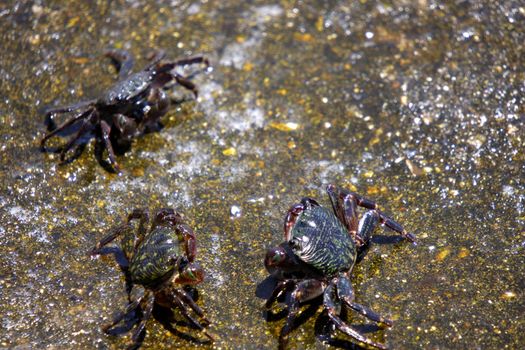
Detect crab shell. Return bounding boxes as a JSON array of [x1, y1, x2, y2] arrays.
[[287, 205, 357, 277], [128, 224, 202, 289]]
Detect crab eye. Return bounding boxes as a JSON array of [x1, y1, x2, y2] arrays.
[[270, 249, 285, 264], [272, 254, 282, 263], [264, 247, 287, 271], [289, 238, 302, 250]]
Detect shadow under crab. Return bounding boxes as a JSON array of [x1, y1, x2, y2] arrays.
[[262, 184, 416, 350], [91, 208, 214, 349], [41, 49, 209, 173]]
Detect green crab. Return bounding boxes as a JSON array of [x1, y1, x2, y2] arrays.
[[91, 208, 213, 349], [264, 184, 416, 349]]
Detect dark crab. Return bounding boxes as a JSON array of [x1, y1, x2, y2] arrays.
[[41, 49, 209, 172], [91, 208, 213, 349], [264, 184, 416, 350]]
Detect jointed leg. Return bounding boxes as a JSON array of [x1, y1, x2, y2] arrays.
[[326, 184, 416, 243], [283, 198, 319, 241], [144, 50, 167, 70], [155, 56, 209, 95], [377, 212, 416, 242], [44, 99, 97, 129], [41, 108, 94, 149], [279, 279, 324, 349], [336, 274, 392, 326], [91, 208, 149, 256], [266, 279, 296, 309], [101, 298, 140, 334], [105, 50, 135, 79], [174, 74, 198, 98], [357, 211, 380, 245], [169, 292, 215, 341], [116, 208, 150, 256], [144, 88, 169, 124], [324, 282, 388, 350], [175, 221, 197, 262], [59, 110, 97, 162], [327, 184, 361, 244], [127, 209, 150, 236], [354, 210, 380, 264], [113, 114, 139, 140], [157, 56, 209, 74], [100, 119, 120, 172], [129, 292, 154, 348], [172, 56, 209, 68], [283, 203, 305, 241], [91, 223, 131, 256], [172, 288, 209, 325]]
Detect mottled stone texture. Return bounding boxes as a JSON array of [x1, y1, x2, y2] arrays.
[[0, 1, 523, 349]]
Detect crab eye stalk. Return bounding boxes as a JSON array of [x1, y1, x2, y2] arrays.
[[289, 237, 302, 251]]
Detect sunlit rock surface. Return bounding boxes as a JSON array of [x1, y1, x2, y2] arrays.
[[0, 1, 523, 349]]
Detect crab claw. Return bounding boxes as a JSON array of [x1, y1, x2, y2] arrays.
[[175, 262, 205, 285]]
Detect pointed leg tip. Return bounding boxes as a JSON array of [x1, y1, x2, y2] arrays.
[[405, 232, 417, 244], [383, 318, 394, 327], [326, 183, 336, 191]]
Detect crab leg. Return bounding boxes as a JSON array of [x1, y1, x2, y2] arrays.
[[91, 223, 131, 255], [170, 293, 215, 341], [378, 213, 416, 242], [265, 279, 296, 309], [44, 100, 97, 116], [324, 283, 388, 350], [100, 119, 121, 172], [174, 74, 198, 97], [91, 209, 149, 256], [102, 285, 146, 333], [356, 211, 380, 246], [283, 203, 305, 241], [354, 211, 381, 260], [124, 208, 150, 251], [127, 208, 150, 235], [59, 110, 97, 162], [173, 288, 210, 325], [144, 50, 167, 70], [155, 55, 209, 94], [175, 222, 198, 262], [283, 198, 321, 240], [336, 274, 393, 326], [41, 108, 94, 149], [326, 184, 416, 243], [105, 49, 135, 79], [44, 99, 97, 126], [327, 185, 361, 244], [279, 279, 324, 349], [101, 298, 140, 334], [160, 56, 209, 71], [130, 291, 154, 349]]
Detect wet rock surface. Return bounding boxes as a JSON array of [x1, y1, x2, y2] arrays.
[[0, 1, 524, 349]]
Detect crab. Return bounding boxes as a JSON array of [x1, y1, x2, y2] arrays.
[[91, 208, 213, 349], [264, 184, 416, 350], [41, 49, 209, 172]]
